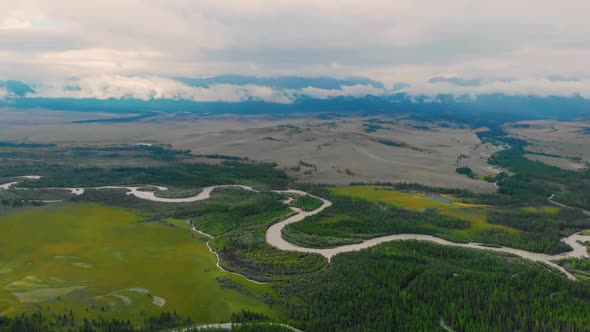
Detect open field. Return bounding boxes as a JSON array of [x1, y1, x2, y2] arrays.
[[329, 186, 514, 234], [524, 153, 587, 171], [291, 194, 323, 212], [0, 188, 75, 201], [0, 203, 278, 323], [505, 120, 590, 167], [0, 110, 498, 192], [0, 108, 132, 127]]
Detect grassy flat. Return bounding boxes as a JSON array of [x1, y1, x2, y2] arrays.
[[330, 186, 515, 234], [331, 186, 453, 211], [0, 204, 278, 324], [292, 194, 323, 212]]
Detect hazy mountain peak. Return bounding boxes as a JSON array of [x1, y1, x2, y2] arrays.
[[0, 80, 35, 97]]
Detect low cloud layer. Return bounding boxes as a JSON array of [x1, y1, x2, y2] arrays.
[[429, 77, 481, 87], [300, 84, 386, 99], [0, 0, 589, 98], [23, 75, 590, 103], [406, 78, 590, 98], [33, 76, 296, 103], [30, 76, 386, 102]]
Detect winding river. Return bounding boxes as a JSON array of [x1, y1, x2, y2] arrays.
[[2, 176, 590, 281]]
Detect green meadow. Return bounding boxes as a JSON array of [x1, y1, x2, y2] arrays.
[[292, 194, 323, 212], [330, 186, 514, 233], [0, 204, 278, 324]]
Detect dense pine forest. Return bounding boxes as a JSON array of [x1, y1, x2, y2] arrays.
[[280, 241, 590, 331]]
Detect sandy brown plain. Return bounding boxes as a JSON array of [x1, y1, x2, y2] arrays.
[[505, 120, 590, 169], [0, 108, 499, 192]]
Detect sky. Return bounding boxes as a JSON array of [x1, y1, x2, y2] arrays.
[[1, 0, 590, 101]]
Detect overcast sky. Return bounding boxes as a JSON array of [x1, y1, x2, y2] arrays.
[[1, 0, 590, 100]]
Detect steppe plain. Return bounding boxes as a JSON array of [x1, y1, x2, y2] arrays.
[[0, 108, 500, 192]]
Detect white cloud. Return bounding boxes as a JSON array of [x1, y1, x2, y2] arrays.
[[32, 75, 296, 103], [24, 74, 590, 103], [0, 16, 33, 30], [402, 79, 590, 99], [37, 48, 162, 73], [0, 0, 589, 97], [299, 85, 386, 99]]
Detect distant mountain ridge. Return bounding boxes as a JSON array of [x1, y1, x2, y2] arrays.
[[2, 93, 589, 126], [0, 80, 35, 96], [1, 77, 589, 126]]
